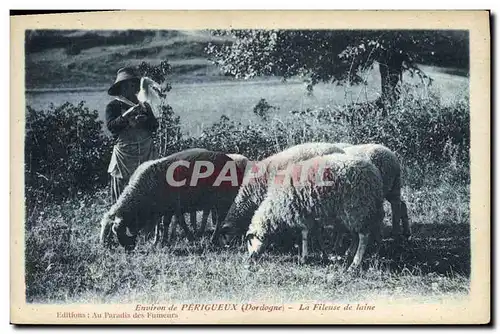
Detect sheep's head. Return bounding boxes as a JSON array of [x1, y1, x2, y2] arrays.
[[245, 233, 264, 262], [219, 221, 240, 247], [110, 215, 138, 251], [220, 200, 257, 247], [99, 212, 116, 247]]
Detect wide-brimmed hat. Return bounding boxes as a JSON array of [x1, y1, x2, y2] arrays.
[[108, 67, 140, 96]]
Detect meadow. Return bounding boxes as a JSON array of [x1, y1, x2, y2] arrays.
[[24, 62, 470, 304], [26, 65, 468, 136]]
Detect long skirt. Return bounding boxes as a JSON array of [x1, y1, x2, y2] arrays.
[[110, 175, 128, 204], [108, 135, 157, 203]]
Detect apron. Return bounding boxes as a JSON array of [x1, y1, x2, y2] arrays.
[[108, 97, 158, 202]]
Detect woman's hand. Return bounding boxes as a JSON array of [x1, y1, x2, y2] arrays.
[[122, 105, 143, 118], [134, 114, 147, 123]]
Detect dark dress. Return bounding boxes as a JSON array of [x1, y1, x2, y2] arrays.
[[105, 100, 159, 202]]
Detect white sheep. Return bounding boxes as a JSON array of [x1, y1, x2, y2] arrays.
[[220, 142, 345, 244], [246, 153, 385, 271], [331, 142, 354, 149], [342, 143, 410, 239]]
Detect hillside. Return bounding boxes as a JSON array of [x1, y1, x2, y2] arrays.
[[25, 29, 469, 90], [25, 30, 232, 89]]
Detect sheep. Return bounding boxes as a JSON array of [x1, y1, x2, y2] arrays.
[[342, 143, 410, 239], [170, 153, 249, 241], [246, 153, 385, 271], [197, 153, 249, 238], [99, 148, 243, 250], [307, 143, 409, 255], [220, 142, 345, 245]]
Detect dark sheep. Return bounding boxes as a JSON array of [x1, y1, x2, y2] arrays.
[[99, 148, 244, 250]]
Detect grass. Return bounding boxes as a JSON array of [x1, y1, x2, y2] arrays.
[[25, 167, 470, 303]]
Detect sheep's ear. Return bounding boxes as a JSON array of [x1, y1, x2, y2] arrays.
[[99, 214, 114, 244], [245, 233, 255, 246], [125, 227, 134, 237], [111, 217, 123, 236]]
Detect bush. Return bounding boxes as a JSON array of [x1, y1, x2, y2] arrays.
[[252, 98, 279, 121], [25, 102, 112, 209], [185, 89, 469, 187]]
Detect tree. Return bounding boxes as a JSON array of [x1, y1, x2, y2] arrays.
[[206, 30, 468, 108]]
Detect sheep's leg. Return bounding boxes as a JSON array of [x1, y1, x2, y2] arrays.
[[333, 226, 346, 255], [169, 216, 178, 243], [160, 213, 173, 246], [300, 229, 309, 265], [210, 209, 222, 245], [370, 223, 383, 256], [389, 197, 403, 240], [400, 200, 411, 238], [152, 215, 162, 246], [189, 211, 197, 237], [197, 209, 210, 238], [176, 213, 195, 242], [347, 232, 370, 272], [345, 231, 359, 262], [312, 225, 328, 262]]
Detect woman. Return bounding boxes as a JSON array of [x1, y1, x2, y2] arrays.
[[106, 67, 159, 203]]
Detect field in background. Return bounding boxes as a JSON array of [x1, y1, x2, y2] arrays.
[[26, 64, 468, 136]]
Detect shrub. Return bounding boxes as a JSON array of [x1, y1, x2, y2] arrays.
[[25, 102, 112, 209], [186, 88, 469, 187], [252, 98, 279, 121]]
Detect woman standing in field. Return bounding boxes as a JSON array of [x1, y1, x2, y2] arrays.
[[106, 67, 159, 202]]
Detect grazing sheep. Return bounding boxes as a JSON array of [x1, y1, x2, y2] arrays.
[[220, 142, 345, 244], [99, 148, 243, 250], [342, 143, 410, 239], [246, 153, 385, 271], [169, 153, 250, 241]]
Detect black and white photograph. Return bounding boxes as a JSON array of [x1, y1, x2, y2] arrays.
[[10, 10, 490, 324]]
